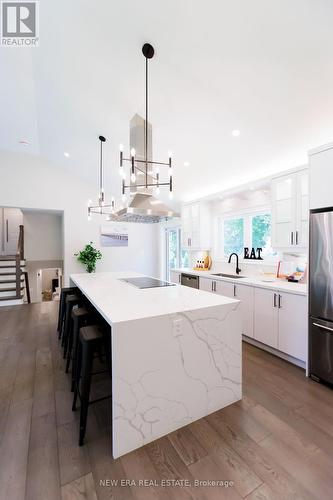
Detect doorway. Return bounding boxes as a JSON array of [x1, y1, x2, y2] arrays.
[[165, 227, 189, 280]]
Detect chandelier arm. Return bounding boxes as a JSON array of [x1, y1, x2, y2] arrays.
[[121, 158, 170, 167], [123, 182, 171, 189]]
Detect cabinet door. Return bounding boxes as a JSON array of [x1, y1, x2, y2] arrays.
[[278, 292, 307, 361], [170, 271, 181, 284], [199, 277, 216, 293], [295, 170, 309, 247], [271, 174, 297, 248], [216, 280, 235, 298], [234, 284, 254, 338], [3, 208, 23, 255], [254, 288, 279, 348], [181, 204, 192, 247]]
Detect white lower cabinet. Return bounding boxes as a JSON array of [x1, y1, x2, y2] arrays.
[[277, 292, 307, 361], [234, 284, 254, 338], [254, 287, 307, 361], [200, 279, 254, 338], [199, 274, 307, 363], [254, 288, 279, 348], [170, 271, 181, 284]]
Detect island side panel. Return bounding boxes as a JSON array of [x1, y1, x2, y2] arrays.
[[112, 301, 242, 458]]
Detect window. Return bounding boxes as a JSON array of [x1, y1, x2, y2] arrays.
[[219, 212, 276, 260], [224, 218, 244, 256], [165, 227, 189, 280]]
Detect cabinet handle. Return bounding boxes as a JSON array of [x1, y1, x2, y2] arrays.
[[211, 281, 214, 292], [179, 274, 181, 283], [273, 293, 277, 308], [295, 230, 298, 245], [234, 284, 236, 297], [291, 231, 294, 245], [189, 238, 191, 247], [278, 294, 282, 308], [6, 219, 8, 242]]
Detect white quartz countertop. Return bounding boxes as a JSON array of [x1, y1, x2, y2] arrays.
[[173, 268, 307, 296], [70, 271, 239, 324]]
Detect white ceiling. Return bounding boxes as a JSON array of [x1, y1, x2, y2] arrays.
[[1, 0, 333, 202]]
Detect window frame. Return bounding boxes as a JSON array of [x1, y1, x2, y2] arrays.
[[215, 207, 277, 263]]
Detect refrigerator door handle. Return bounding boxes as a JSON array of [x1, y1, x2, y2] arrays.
[[313, 322, 333, 333], [291, 231, 294, 245]]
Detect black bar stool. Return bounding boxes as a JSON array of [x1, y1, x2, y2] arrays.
[[57, 287, 76, 339], [62, 293, 82, 358], [72, 325, 111, 446], [65, 306, 95, 383]]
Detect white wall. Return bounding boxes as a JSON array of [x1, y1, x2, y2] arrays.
[[0, 151, 160, 283], [23, 211, 63, 261]]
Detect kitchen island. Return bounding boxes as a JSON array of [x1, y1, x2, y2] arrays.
[[70, 271, 242, 458]]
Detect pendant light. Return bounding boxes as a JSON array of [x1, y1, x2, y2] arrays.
[[118, 43, 174, 200], [87, 135, 115, 220]]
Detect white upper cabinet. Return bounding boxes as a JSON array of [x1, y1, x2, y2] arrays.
[[309, 143, 333, 210], [181, 201, 211, 250], [271, 169, 309, 249]]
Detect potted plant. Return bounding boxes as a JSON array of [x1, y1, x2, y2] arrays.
[[75, 242, 102, 273]]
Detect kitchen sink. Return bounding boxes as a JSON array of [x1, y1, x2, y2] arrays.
[[212, 273, 246, 279]]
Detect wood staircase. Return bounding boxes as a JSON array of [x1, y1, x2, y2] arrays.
[[0, 225, 28, 306]]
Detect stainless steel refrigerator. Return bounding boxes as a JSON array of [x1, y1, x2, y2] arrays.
[[309, 208, 333, 385]]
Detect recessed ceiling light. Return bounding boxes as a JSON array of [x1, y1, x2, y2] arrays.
[[64, 152, 70, 158], [231, 130, 240, 137], [19, 139, 30, 145], [184, 161, 190, 167]]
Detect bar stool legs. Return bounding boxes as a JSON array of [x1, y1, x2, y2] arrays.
[[79, 339, 94, 446]]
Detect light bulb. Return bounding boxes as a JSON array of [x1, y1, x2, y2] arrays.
[[131, 173, 136, 183], [122, 193, 126, 202], [87, 199, 92, 207], [168, 150, 173, 158], [130, 148, 136, 157], [156, 187, 160, 195], [119, 166, 123, 176], [169, 167, 173, 176], [169, 191, 173, 200], [119, 143, 124, 152]]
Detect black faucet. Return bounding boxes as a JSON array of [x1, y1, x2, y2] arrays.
[[228, 253, 241, 275]]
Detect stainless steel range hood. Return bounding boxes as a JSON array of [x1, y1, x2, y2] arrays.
[[114, 114, 179, 223], [114, 192, 179, 223]]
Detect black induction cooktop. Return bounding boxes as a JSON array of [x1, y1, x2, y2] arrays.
[[120, 277, 176, 289]]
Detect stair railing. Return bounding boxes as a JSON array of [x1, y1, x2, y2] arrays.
[[15, 225, 24, 299]]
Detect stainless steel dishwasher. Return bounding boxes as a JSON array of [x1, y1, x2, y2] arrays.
[[181, 273, 199, 289]]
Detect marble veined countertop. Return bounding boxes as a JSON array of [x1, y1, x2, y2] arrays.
[[70, 271, 239, 324]]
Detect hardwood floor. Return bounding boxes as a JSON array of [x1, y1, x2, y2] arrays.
[[1, 301, 333, 499]]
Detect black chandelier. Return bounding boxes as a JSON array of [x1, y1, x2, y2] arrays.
[[118, 43, 173, 200], [88, 135, 115, 220]]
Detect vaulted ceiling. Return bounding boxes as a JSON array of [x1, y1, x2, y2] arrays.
[[1, 0, 333, 201]]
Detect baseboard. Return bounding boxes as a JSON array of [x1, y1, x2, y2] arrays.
[[242, 335, 306, 370]]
